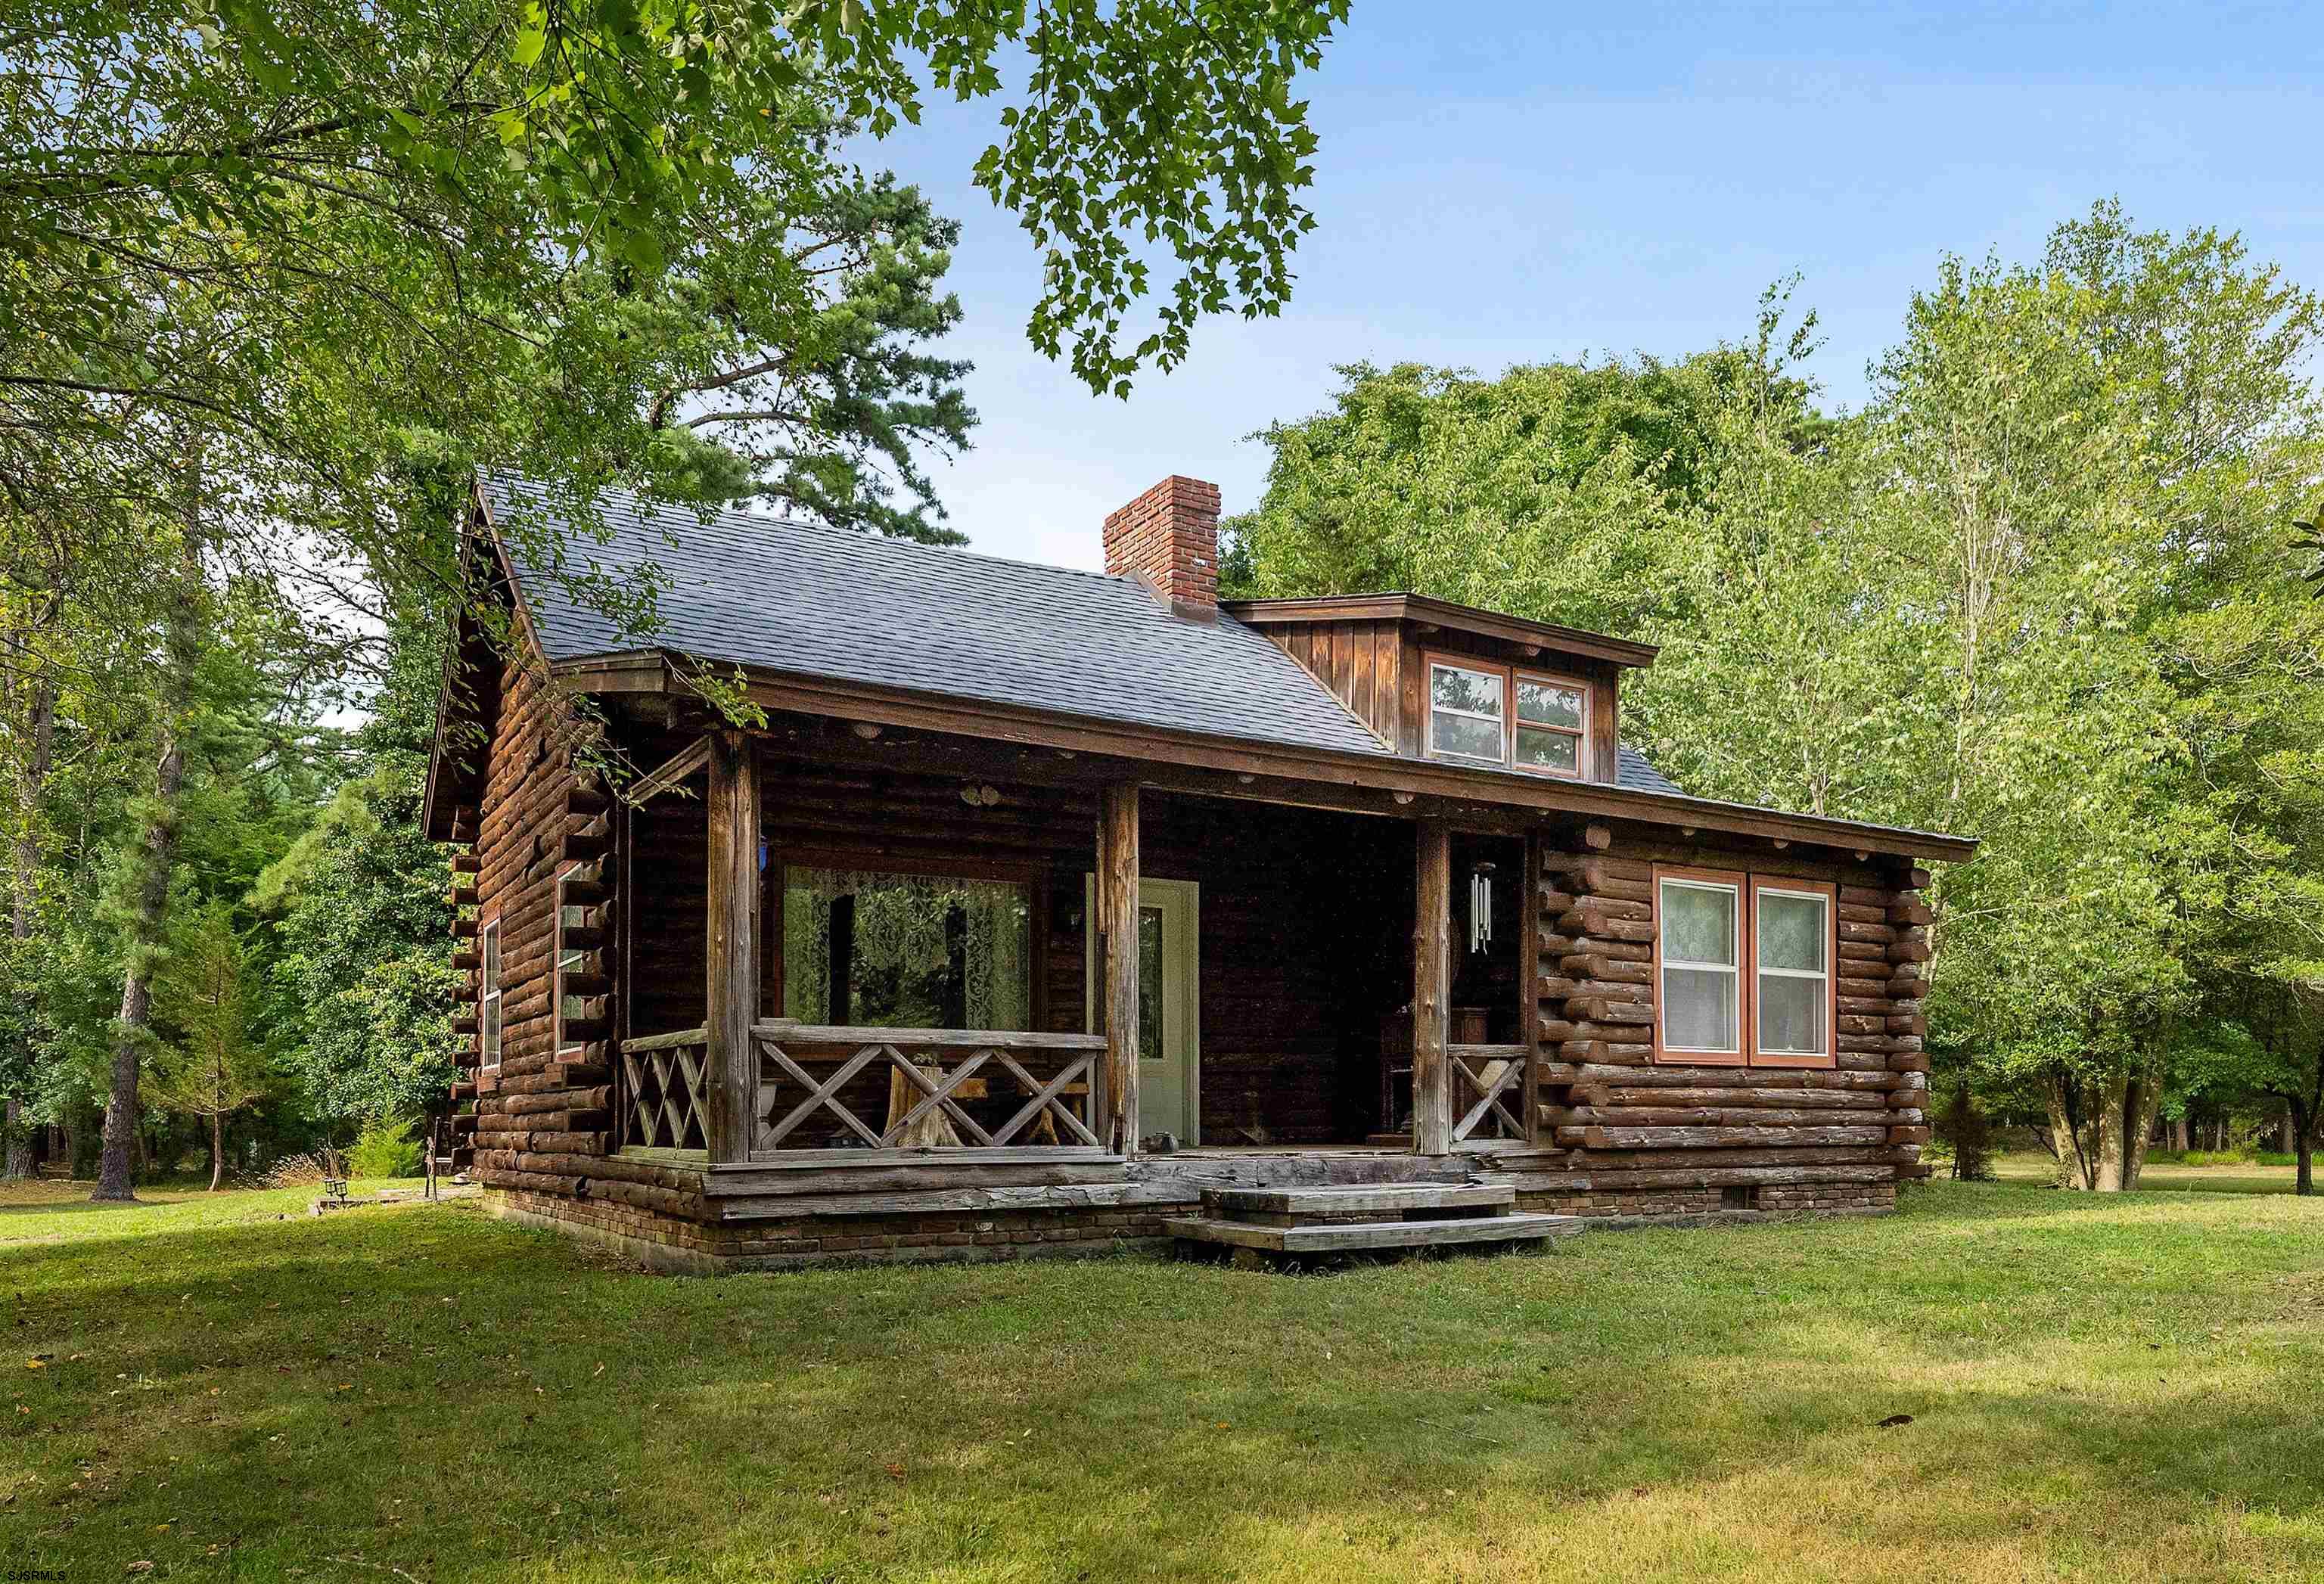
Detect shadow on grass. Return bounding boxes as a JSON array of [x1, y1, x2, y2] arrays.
[[0, 1194, 188, 1219], [3, 1183, 2320, 1582]]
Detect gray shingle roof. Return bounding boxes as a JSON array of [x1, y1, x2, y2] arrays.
[[488, 478, 1390, 759], [485, 477, 1685, 794], [1615, 744, 1682, 796]]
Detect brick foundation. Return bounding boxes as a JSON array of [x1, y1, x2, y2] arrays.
[[488, 1188, 1178, 1272], [1516, 1181, 1896, 1225], [487, 1173, 1895, 1272]]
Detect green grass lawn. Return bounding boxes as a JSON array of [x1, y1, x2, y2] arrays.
[[1990, 1150, 2307, 1196], [3, 1176, 2320, 1583]]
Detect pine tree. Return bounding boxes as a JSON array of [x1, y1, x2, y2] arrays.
[[150, 902, 270, 1191]]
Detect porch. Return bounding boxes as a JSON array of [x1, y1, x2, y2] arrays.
[[599, 729, 1547, 1212]]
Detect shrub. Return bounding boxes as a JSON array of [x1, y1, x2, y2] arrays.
[[258, 1147, 346, 1188], [1938, 1086, 1995, 1182], [2255, 1150, 2296, 1169], [348, 1118, 423, 1179]]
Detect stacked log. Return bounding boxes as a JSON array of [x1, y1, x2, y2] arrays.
[[1534, 854, 1655, 1067], [1879, 869, 1933, 1170], [1517, 847, 1931, 1204], [449, 657, 657, 1207], [442, 803, 482, 1172]]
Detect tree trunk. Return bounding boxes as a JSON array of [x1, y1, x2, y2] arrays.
[[94, 723, 186, 1203], [3, 667, 54, 1182], [2291, 1079, 2317, 1198], [2119, 1065, 2160, 1191], [2170, 1115, 2189, 1153], [2092, 1066, 2130, 1191], [2045, 1073, 2089, 1188], [2, 1096, 26, 1181], [208, 1111, 223, 1192], [95, 457, 205, 1204]]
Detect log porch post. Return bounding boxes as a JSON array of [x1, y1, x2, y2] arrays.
[[1521, 829, 1543, 1145], [1412, 818, 1452, 1155], [1098, 782, 1142, 1155], [705, 730, 760, 1165]]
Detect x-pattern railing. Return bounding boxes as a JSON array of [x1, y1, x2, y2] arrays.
[[1450, 1044, 1529, 1142], [751, 1023, 1109, 1155], [620, 1026, 710, 1151]]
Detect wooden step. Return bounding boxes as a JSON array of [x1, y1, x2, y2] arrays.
[[1204, 1182, 1515, 1217], [1164, 1212, 1581, 1254]]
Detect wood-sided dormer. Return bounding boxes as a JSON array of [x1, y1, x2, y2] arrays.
[[1221, 594, 1658, 785]]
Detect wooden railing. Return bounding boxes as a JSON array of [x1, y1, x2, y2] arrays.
[[1449, 1043, 1529, 1144], [620, 1026, 710, 1153], [750, 1023, 1112, 1160]]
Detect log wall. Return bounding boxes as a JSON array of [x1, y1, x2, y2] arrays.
[[1145, 795, 1411, 1144], [1487, 826, 1930, 1216], [452, 658, 675, 1216]]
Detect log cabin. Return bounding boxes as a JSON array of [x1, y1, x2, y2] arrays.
[[423, 473, 1975, 1270]]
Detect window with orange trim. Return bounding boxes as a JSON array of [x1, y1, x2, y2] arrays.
[[554, 863, 589, 1059], [1655, 869, 1745, 1064], [1752, 880, 1835, 1068], [1652, 867, 1836, 1069], [1514, 674, 1588, 775]]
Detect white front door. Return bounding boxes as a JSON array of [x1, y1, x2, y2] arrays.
[[1088, 876, 1201, 1145]]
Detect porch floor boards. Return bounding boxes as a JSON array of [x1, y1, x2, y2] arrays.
[[1166, 1144, 1411, 1156], [1132, 1148, 1475, 1191]]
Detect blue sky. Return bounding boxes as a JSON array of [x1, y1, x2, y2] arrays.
[[865, 2, 2324, 570]]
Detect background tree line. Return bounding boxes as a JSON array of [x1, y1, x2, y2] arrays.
[[1223, 203, 2324, 1193], [1, 0, 1349, 1194], [5, 0, 2313, 1197]]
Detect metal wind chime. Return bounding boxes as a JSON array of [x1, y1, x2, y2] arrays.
[[1468, 861, 1496, 955]]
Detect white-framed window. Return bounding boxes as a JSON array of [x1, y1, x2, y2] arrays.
[[477, 918, 502, 1070], [1425, 652, 1593, 779], [1657, 873, 1741, 1061], [1427, 659, 1507, 766], [1754, 882, 1832, 1064], [1515, 675, 1588, 776]]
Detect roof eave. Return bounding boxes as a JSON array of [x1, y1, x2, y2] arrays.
[[1221, 592, 1660, 669], [547, 648, 1976, 864], [420, 478, 496, 843]]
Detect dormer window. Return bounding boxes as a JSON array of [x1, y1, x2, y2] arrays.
[[1426, 653, 1591, 779], [1515, 676, 1586, 774], [1428, 660, 1506, 766]]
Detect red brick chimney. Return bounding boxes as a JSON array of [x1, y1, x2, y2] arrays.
[[1103, 475, 1220, 621]]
